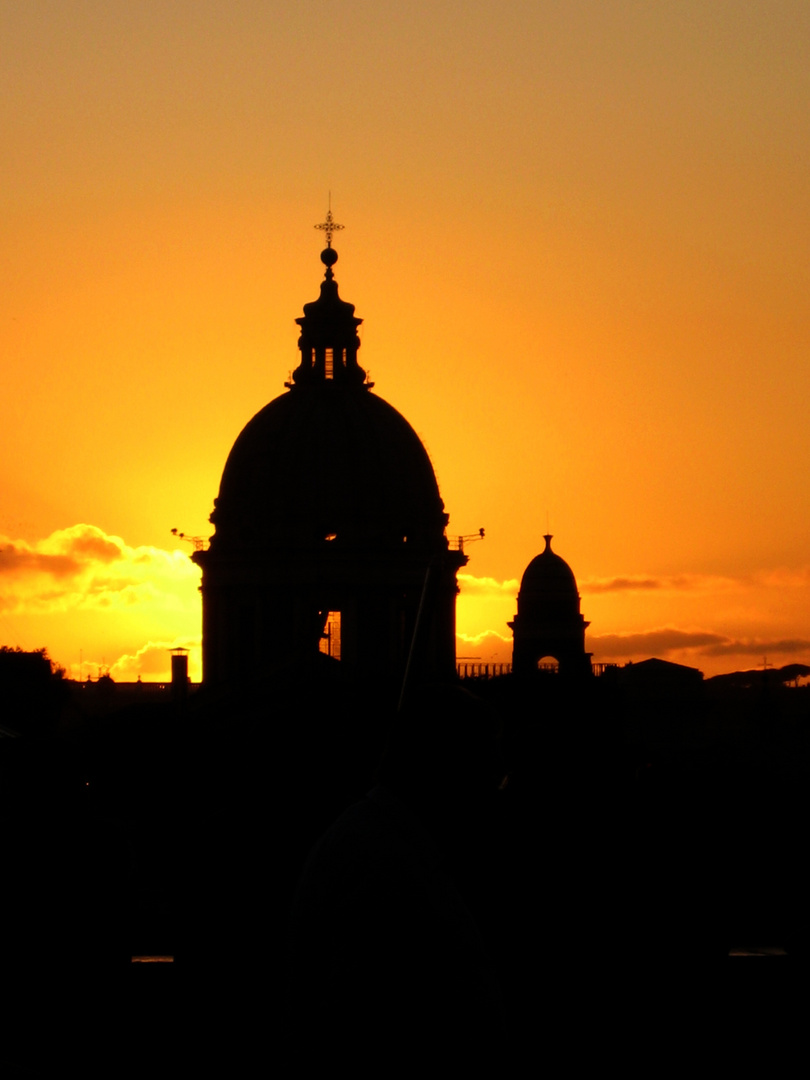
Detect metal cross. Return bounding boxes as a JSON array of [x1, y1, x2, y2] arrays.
[[314, 206, 344, 247]]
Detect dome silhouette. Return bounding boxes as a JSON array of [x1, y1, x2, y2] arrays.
[[517, 537, 580, 611], [211, 385, 446, 553], [509, 535, 591, 677], [194, 232, 465, 686]]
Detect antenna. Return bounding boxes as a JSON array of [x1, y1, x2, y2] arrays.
[[455, 528, 485, 555], [171, 528, 207, 552]]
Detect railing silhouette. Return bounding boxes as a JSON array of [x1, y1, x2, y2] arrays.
[[592, 662, 618, 677], [456, 662, 512, 678], [456, 661, 619, 679]]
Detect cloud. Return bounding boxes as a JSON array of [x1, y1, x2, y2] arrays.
[[106, 637, 201, 682], [462, 566, 810, 601], [582, 573, 739, 594], [583, 576, 662, 593], [457, 629, 512, 648], [457, 574, 519, 596], [452, 622, 810, 675], [0, 524, 199, 616], [0, 546, 80, 579], [590, 628, 810, 665], [700, 637, 810, 658], [456, 630, 512, 665], [757, 567, 810, 589], [62, 531, 122, 563], [590, 628, 727, 657], [582, 567, 810, 595]]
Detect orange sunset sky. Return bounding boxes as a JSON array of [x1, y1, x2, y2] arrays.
[[2, 1, 809, 682]]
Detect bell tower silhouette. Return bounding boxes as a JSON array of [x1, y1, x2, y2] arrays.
[[509, 535, 592, 678]]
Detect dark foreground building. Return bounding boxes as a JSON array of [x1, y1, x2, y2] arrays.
[[194, 224, 466, 687]]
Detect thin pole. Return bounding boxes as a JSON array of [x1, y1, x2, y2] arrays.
[[398, 560, 434, 713]]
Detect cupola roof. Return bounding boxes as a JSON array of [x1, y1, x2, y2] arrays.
[[518, 535, 580, 599]]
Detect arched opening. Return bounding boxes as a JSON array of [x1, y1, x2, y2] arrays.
[[319, 610, 342, 660], [536, 655, 559, 674]]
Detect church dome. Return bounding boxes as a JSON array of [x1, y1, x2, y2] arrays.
[[211, 383, 447, 550], [194, 218, 465, 687], [207, 231, 448, 555], [517, 534, 580, 604]]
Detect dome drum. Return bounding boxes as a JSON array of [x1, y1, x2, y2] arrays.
[[197, 549, 464, 684]]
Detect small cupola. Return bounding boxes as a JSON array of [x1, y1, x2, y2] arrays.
[[509, 534, 592, 678], [291, 209, 367, 387]]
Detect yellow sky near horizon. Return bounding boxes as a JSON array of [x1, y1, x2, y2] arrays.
[[2, 2, 810, 681]]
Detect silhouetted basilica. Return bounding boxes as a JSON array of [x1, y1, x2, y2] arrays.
[[194, 219, 466, 686]]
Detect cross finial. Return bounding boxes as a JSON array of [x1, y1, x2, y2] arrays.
[[314, 195, 344, 248]]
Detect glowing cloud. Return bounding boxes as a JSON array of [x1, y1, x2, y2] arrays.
[[108, 637, 201, 683], [457, 574, 519, 596], [0, 524, 199, 616], [0, 525, 201, 682]]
